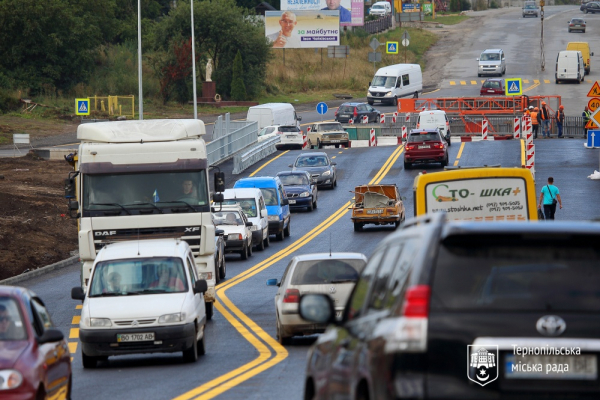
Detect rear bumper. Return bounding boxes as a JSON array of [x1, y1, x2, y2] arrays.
[[405, 152, 446, 163], [224, 238, 245, 252]]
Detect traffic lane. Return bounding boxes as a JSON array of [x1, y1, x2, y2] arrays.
[[533, 139, 599, 221]]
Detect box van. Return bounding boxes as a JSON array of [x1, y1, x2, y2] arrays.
[[233, 177, 291, 241], [477, 49, 506, 77], [416, 109, 452, 146], [567, 42, 593, 74], [246, 103, 302, 130], [555, 50, 585, 84], [367, 64, 422, 106], [72, 238, 209, 367], [222, 188, 270, 250]]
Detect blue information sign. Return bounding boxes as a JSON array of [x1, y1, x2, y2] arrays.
[[316, 102, 328, 115]]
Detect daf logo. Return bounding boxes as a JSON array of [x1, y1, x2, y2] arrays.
[[329, 286, 336, 294], [536, 315, 566, 337], [131, 320, 139, 327], [184, 227, 201, 233], [95, 231, 116, 236]]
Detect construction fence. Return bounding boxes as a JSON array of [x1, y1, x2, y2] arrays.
[[88, 95, 135, 118]]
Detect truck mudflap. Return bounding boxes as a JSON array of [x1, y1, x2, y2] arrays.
[[203, 286, 216, 303]]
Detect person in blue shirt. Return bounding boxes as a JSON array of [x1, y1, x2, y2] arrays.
[[322, 0, 352, 23], [538, 177, 562, 220]]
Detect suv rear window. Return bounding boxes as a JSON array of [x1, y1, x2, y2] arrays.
[[338, 106, 355, 113], [431, 234, 600, 311], [291, 259, 366, 285], [408, 132, 440, 143], [279, 126, 298, 133]]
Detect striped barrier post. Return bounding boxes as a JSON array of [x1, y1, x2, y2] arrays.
[[302, 132, 308, 150], [393, 112, 397, 124], [405, 113, 410, 123], [362, 115, 368, 124], [402, 126, 407, 141], [526, 118, 533, 146], [380, 114, 385, 124], [349, 118, 354, 125], [514, 117, 521, 139], [526, 143, 535, 177], [482, 119, 488, 140], [369, 128, 376, 147]]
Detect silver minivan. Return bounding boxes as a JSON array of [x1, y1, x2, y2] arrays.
[[477, 49, 506, 77]]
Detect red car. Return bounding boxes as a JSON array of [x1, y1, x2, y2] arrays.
[[480, 78, 505, 95], [404, 129, 449, 169], [0, 286, 71, 400]]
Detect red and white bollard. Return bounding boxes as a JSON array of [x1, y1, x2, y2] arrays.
[[349, 118, 354, 125], [392, 112, 397, 124], [402, 126, 407, 141], [514, 117, 521, 139], [526, 118, 533, 146], [362, 115, 368, 124], [302, 132, 308, 150], [369, 128, 376, 147], [380, 114, 385, 124], [482, 119, 488, 140], [405, 113, 410, 123], [526, 142, 535, 177]]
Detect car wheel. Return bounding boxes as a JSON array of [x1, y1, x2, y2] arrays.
[[284, 220, 291, 237], [585, 9, 588, 13], [394, 219, 401, 229], [81, 351, 99, 369], [555, 78, 559, 84], [248, 239, 253, 256], [264, 232, 270, 248], [568, 29, 571, 33], [404, 160, 411, 170], [313, 197, 318, 209], [354, 222, 363, 232], [317, 139, 322, 149], [205, 302, 213, 320], [240, 243, 249, 260], [308, 198, 314, 211], [441, 154, 449, 167], [257, 233, 266, 251], [277, 316, 292, 345], [304, 380, 316, 400], [334, 144, 340, 148], [182, 327, 199, 363]]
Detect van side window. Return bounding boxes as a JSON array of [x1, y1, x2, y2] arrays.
[[278, 185, 286, 204], [402, 74, 410, 86]]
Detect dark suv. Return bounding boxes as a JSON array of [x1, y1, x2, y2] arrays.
[[335, 102, 380, 124], [300, 213, 600, 400], [404, 128, 449, 169]]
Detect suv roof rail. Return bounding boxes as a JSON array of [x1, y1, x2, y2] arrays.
[[403, 212, 446, 230]]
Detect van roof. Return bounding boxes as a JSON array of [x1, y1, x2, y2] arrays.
[[248, 103, 294, 111], [97, 238, 189, 262], [558, 50, 582, 57], [481, 49, 503, 53], [234, 177, 279, 189], [77, 119, 205, 143], [375, 64, 420, 76], [223, 188, 264, 198]]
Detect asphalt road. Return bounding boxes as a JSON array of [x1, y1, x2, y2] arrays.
[[10, 6, 600, 400]]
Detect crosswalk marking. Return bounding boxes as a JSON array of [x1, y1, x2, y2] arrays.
[[534, 79, 540, 84], [68, 342, 78, 354], [544, 79, 550, 84], [471, 80, 477, 85], [523, 79, 530, 84], [460, 81, 466, 85], [450, 81, 456, 85]]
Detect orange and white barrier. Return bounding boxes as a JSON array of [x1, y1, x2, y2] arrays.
[[380, 114, 385, 124], [302, 133, 308, 150], [405, 113, 410, 123], [362, 115, 368, 124], [402, 126, 407, 141], [514, 117, 521, 139], [392, 112, 397, 124], [369, 128, 376, 147], [482, 119, 488, 140]]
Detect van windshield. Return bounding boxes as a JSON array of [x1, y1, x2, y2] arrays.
[[480, 53, 500, 61], [371, 76, 397, 88], [525, 4, 537, 8], [223, 198, 257, 217]]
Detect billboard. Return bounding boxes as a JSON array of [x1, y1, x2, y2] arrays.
[[281, 0, 364, 26], [265, 11, 340, 49]]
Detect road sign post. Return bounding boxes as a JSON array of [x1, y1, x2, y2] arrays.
[[369, 38, 380, 73], [402, 31, 410, 63]]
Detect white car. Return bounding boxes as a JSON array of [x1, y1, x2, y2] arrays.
[[266, 252, 368, 344], [369, 1, 392, 16], [276, 125, 304, 150], [213, 205, 254, 260], [258, 125, 280, 143], [71, 238, 209, 368]]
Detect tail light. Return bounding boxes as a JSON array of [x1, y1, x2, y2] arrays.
[[353, 108, 358, 118], [588, 58, 590, 65], [283, 288, 300, 303], [402, 285, 431, 317], [335, 110, 338, 116], [386, 208, 396, 213], [276, 130, 282, 135], [406, 144, 416, 151], [434, 143, 444, 149]]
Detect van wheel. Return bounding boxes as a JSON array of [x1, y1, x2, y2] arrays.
[[219, 255, 226, 279], [276, 231, 284, 241], [264, 233, 270, 248], [197, 328, 206, 356], [577, 75, 581, 84], [284, 220, 291, 237], [317, 139, 322, 149], [478, 73, 481, 77], [205, 302, 213, 320], [555, 78, 559, 84], [392, 97, 398, 106], [182, 328, 199, 363], [257, 234, 265, 251], [413, 92, 419, 98]]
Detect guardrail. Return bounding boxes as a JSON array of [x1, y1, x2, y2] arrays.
[[213, 113, 251, 140], [207, 120, 258, 166], [232, 136, 281, 174]]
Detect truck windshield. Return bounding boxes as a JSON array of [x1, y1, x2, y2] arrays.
[[88, 257, 188, 296], [82, 171, 208, 214], [371, 76, 397, 88]]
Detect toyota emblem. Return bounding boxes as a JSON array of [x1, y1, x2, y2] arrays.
[[329, 286, 336, 294], [536, 315, 566, 337]]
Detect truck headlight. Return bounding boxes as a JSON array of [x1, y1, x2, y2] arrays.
[[89, 318, 112, 327], [299, 192, 310, 197], [384, 92, 392, 97], [158, 313, 186, 323], [0, 370, 23, 390], [268, 215, 280, 222]]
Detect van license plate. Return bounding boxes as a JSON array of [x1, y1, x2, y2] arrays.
[[286, 135, 296, 139], [117, 332, 155, 342]]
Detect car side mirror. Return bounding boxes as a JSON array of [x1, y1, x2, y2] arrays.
[[299, 294, 336, 324], [331, 162, 337, 166], [245, 221, 253, 227], [288, 164, 293, 168], [194, 280, 208, 294], [215, 229, 224, 236], [266, 278, 280, 287], [71, 287, 85, 301], [261, 209, 268, 218], [282, 198, 289, 206], [214, 171, 225, 193], [37, 328, 64, 344]]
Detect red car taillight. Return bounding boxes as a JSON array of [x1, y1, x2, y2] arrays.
[[402, 285, 431, 317], [434, 143, 444, 149], [406, 144, 416, 151], [283, 288, 300, 303]]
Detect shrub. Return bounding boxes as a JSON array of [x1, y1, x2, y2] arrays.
[[490, 0, 499, 8], [461, 0, 472, 10], [230, 50, 247, 101]]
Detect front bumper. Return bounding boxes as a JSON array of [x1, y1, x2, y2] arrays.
[[268, 220, 284, 235], [478, 65, 503, 75], [351, 216, 399, 225], [368, 95, 395, 105], [287, 197, 313, 208], [224, 238, 245, 252], [79, 323, 198, 357]]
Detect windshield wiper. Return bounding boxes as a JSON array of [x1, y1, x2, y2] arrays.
[[90, 203, 132, 215], [122, 202, 163, 214], [330, 279, 358, 284], [155, 200, 196, 212], [89, 291, 140, 297], [138, 289, 168, 293]]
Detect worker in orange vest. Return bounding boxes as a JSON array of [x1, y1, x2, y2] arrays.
[[524, 105, 533, 118], [539, 101, 551, 138], [531, 107, 539, 139]]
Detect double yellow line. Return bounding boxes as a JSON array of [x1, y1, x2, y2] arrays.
[[174, 144, 405, 400]]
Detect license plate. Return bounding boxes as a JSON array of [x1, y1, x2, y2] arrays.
[[117, 332, 155, 342], [286, 135, 296, 139], [329, 140, 341, 143], [418, 145, 431, 149], [367, 209, 383, 214], [341, 115, 349, 118], [575, 24, 581, 27], [505, 354, 597, 380], [289, 199, 296, 204]]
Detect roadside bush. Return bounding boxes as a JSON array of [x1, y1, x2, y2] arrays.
[[490, 0, 499, 8], [450, 0, 461, 12], [461, 0, 472, 10], [0, 89, 20, 113], [472, 0, 488, 11], [230, 51, 247, 101]]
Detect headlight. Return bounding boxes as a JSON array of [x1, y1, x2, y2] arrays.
[[199, 272, 213, 280], [322, 170, 331, 176], [0, 370, 23, 390], [384, 92, 392, 97], [268, 215, 280, 222], [299, 192, 310, 198], [368, 91, 374, 96], [89, 318, 112, 327], [158, 313, 186, 323], [249, 225, 259, 231]]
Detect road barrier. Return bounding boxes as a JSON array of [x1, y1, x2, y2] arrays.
[[362, 115, 369, 124], [514, 117, 521, 139], [232, 136, 280, 174], [380, 114, 385, 124], [208, 119, 258, 166], [369, 128, 376, 147], [482, 119, 488, 140]]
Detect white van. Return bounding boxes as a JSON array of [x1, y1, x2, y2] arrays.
[[369, 1, 392, 15], [477, 49, 506, 77], [367, 64, 423, 106], [555, 50, 585, 84], [417, 110, 452, 146], [72, 238, 208, 367], [222, 188, 270, 250], [246, 103, 302, 130]]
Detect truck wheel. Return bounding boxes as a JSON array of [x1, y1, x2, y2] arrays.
[[317, 139, 322, 149], [205, 302, 213, 320]]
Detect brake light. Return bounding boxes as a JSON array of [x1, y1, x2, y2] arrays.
[[434, 143, 444, 149], [406, 144, 415, 150], [283, 288, 300, 303], [402, 285, 431, 317], [386, 208, 396, 213], [588, 58, 590, 65], [353, 108, 358, 118]]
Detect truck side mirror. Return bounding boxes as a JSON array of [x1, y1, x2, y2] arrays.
[[214, 171, 225, 193], [297, 116, 302, 121], [64, 177, 76, 199], [212, 192, 224, 203]]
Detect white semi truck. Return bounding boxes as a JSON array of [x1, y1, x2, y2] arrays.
[[65, 119, 224, 319]]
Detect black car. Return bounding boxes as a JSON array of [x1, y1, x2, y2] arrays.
[[581, 1, 600, 13], [568, 17, 586, 32], [300, 213, 600, 399], [335, 102, 380, 124], [276, 171, 318, 211], [214, 228, 226, 282], [289, 152, 337, 189]]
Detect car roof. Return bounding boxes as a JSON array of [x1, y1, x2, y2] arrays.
[[234, 176, 280, 188], [0, 285, 33, 298], [340, 102, 363, 106], [484, 78, 503, 82], [291, 252, 368, 262], [96, 238, 190, 262], [297, 152, 328, 157], [277, 170, 309, 176]]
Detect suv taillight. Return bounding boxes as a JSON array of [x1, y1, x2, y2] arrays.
[[283, 289, 300, 303], [402, 285, 431, 317], [434, 143, 444, 149], [382, 285, 430, 354]]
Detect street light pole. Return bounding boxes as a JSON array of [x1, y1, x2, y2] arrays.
[[191, 0, 198, 119], [137, 0, 143, 120]]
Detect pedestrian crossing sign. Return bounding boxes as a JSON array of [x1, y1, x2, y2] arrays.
[[76, 98, 90, 116], [505, 78, 522, 96], [386, 42, 399, 54]]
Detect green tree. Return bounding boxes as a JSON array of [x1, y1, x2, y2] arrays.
[[230, 50, 247, 101], [150, 0, 271, 99]]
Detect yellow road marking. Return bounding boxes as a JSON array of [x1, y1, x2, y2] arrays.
[[534, 79, 540, 84], [524, 81, 540, 93], [523, 79, 530, 84], [460, 81, 466, 85], [249, 151, 289, 177], [481, 80, 485, 84], [174, 145, 405, 400], [68, 342, 77, 354], [331, 156, 336, 159], [72, 316, 80, 324], [470, 81, 477, 85], [544, 79, 550, 84], [75, 305, 82, 310], [69, 328, 79, 339], [338, 151, 343, 154], [450, 81, 456, 85], [453, 142, 466, 166], [424, 88, 440, 95]]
